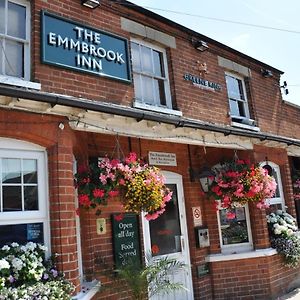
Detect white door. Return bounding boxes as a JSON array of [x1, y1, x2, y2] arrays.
[[142, 171, 194, 300]]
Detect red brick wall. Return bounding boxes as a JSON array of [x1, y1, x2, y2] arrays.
[[30, 0, 300, 141]]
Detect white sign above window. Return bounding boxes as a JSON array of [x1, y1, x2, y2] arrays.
[[148, 152, 177, 166]]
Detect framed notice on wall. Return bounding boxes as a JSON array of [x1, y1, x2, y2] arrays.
[[111, 213, 141, 268]]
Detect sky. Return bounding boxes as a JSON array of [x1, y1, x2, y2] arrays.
[[129, 0, 300, 106]]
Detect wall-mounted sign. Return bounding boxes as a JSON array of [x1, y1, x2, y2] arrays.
[[111, 213, 141, 268], [197, 263, 210, 277], [192, 206, 202, 227], [41, 11, 131, 82], [148, 152, 177, 166], [0, 222, 44, 247], [183, 73, 221, 92]]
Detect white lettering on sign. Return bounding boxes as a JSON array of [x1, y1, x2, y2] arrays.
[[192, 207, 203, 227], [148, 152, 177, 166], [47, 27, 125, 74]]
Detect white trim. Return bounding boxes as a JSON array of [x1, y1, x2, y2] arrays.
[[225, 71, 250, 120], [205, 248, 277, 262], [260, 161, 285, 209], [0, 76, 41, 90], [0, 0, 32, 81], [217, 203, 253, 254], [130, 38, 173, 110], [141, 171, 194, 300], [133, 101, 182, 116], [0, 139, 50, 251]]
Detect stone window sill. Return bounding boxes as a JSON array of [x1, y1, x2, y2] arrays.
[[0, 75, 41, 90], [133, 101, 182, 117], [205, 248, 277, 262], [72, 280, 101, 300]]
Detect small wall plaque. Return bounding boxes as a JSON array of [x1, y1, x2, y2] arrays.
[[148, 152, 177, 166]]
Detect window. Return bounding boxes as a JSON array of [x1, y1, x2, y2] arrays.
[[131, 39, 173, 112], [217, 204, 253, 253], [260, 161, 285, 210], [0, 139, 49, 248], [0, 0, 36, 88], [225, 72, 252, 125]]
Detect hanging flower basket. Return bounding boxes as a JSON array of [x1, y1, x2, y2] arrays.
[[75, 152, 172, 220], [209, 159, 277, 210]]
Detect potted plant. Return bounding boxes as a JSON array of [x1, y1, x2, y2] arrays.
[[75, 152, 172, 220], [209, 159, 277, 211]]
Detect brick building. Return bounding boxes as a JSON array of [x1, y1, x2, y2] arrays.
[[1, 0, 300, 299]]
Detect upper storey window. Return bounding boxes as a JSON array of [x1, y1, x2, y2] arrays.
[[0, 0, 38, 89], [131, 39, 179, 115], [225, 72, 251, 123]]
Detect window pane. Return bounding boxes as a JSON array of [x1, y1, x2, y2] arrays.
[[141, 75, 154, 104], [23, 159, 37, 183], [0, 223, 44, 247], [8, 2, 26, 39], [149, 184, 181, 256], [5, 39, 23, 77], [226, 75, 242, 100], [219, 207, 249, 245], [0, 1, 4, 34], [133, 73, 142, 101], [238, 100, 246, 117], [24, 186, 38, 210], [153, 50, 164, 77], [154, 78, 166, 106], [141, 45, 152, 74], [229, 99, 239, 116], [2, 158, 21, 183], [3, 186, 22, 211], [131, 42, 141, 72]]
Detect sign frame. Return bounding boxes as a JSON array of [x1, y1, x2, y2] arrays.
[[41, 10, 131, 83], [111, 213, 142, 268]]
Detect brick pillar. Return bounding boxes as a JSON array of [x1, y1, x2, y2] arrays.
[[48, 128, 80, 290]]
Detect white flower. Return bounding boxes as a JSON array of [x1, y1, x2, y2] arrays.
[[12, 258, 23, 271], [26, 242, 37, 251], [0, 258, 10, 270], [38, 245, 48, 252], [11, 242, 19, 247], [1, 245, 10, 251]]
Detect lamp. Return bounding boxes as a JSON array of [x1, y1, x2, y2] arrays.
[[198, 166, 215, 192], [194, 40, 209, 52], [190, 166, 215, 193], [261, 69, 273, 78], [82, 0, 100, 9]]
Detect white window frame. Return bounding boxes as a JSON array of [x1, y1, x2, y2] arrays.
[[0, 0, 40, 90], [0, 138, 50, 250], [225, 71, 251, 122], [260, 161, 285, 209], [130, 38, 175, 114], [217, 202, 253, 254]]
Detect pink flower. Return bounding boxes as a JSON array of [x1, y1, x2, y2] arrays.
[[125, 152, 137, 164], [163, 191, 173, 203], [119, 178, 125, 186], [145, 212, 159, 220], [93, 189, 105, 198], [99, 174, 107, 184], [110, 159, 120, 168], [226, 211, 236, 220]]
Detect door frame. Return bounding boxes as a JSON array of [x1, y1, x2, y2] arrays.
[[141, 171, 194, 298]]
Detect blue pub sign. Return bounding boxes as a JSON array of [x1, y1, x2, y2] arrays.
[[41, 11, 131, 82]]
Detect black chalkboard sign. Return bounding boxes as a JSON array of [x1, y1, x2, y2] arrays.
[[111, 213, 141, 268]]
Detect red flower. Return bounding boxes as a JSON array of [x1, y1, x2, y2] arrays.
[[93, 189, 105, 198], [79, 194, 92, 207], [151, 244, 160, 255], [226, 211, 236, 220], [108, 190, 119, 197], [114, 213, 124, 221], [78, 164, 88, 174]]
